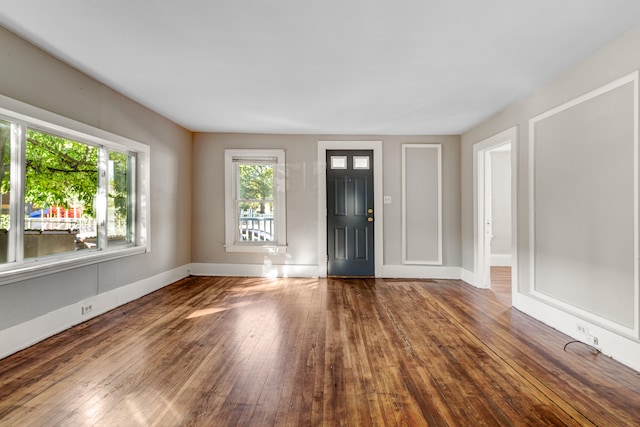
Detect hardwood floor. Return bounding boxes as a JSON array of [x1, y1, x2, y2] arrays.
[[1, 275, 639, 426], [490, 266, 512, 306]]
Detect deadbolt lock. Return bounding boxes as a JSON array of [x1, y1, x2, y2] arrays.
[[368, 208, 374, 214]]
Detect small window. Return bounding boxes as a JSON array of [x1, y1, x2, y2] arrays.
[[237, 162, 274, 243], [224, 149, 287, 252]]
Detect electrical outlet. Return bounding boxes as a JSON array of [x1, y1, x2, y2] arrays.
[[586, 334, 599, 347], [576, 323, 599, 347], [576, 323, 589, 335], [81, 304, 93, 315]]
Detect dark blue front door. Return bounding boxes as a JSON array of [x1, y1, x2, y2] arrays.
[[326, 150, 375, 276]]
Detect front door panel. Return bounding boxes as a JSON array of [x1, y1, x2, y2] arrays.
[[327, 150, 374, 276]]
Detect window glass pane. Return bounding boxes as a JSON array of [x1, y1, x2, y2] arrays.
[[0, 120, 11, 264], [237, 163, 275, 242], [108, 151, 132, 246], [331, 156, 347, 169], [238, 163, 273, 201], [24, 129, 98, 258], [238, 202, 274, 241], [353, 156, 370, 170]]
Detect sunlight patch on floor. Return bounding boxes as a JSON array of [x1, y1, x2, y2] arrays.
[[186, 300, 261, 319]]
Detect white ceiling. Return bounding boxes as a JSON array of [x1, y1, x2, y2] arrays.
[[2, 1, 640, 135]]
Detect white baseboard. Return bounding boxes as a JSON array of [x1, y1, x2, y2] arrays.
[[381, 265, 461, 279], [490, 253, 512, 266], [514, 292, 640, 373], [461, 268, 475, 286], [190, 263, 320, 278], [191, 263, 464, 280], [0, 264, 190, 360]]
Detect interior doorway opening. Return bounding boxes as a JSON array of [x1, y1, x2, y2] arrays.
[[473, 127, 518, 305], [487, 143, 513, 303]]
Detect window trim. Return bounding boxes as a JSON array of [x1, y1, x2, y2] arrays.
[[224, 149, 287, 253], [0, 94, 150, 286]]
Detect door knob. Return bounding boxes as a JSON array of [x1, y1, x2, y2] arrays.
[[368, 217, 374, 222], [368, 208, 374, 214]]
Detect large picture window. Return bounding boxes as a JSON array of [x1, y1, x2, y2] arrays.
[[0, 97, 149, 284], [224, 149, 287, 252]]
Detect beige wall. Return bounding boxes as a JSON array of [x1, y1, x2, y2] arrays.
[[462, 24, 640, 285], [192, 133, 461, 270], [490, 150, 511, 260], [461, 25, 640, 352], [2, 16, 638, 368], [192, 133, 318, 267], [0, 26, 192, 330], [381, 136, 461, 267], [0, 22, 461, 339]]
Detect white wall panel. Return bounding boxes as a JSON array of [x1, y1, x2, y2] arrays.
[[529, 72, 638, 336], [402, 144, 442, 265]]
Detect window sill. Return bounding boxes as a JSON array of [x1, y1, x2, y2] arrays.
[[225, 244, 288, 254], [0, 245, 147, 286]]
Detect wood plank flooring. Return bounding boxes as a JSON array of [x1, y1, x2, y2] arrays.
[[1, 274, 639, 426], [490, 266, 512, 307]]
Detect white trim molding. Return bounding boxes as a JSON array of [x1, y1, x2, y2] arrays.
[[317, 141, 384, 278], [528, 70, 639, 340], [514, 293, 640, 373], [190, 263, 320, 278], [0, 265, 190, 360], [402, 144, 442, 265], [223, 149, 287, 253], [461, 268, 475, 285], [382, 265, 461, 280], [472, 126, 518, 293], [490, 254, 512, 267], [191, 263, 464, 281]]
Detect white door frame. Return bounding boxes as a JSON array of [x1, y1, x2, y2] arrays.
[[317, 141, 383, 277], [473, 127, 518, 299]]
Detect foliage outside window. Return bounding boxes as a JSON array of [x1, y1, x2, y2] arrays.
[[23, 130, 100, 258], [224, 149, 287, 252], [0, 101, 149, 283], [0, 119, 11, 261], [237, 163, 275, 242], [108, 150, 134, 247]]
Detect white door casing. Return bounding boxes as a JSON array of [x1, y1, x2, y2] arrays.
[[473, 127, 518, 300], [317, 141, 383, 278]]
